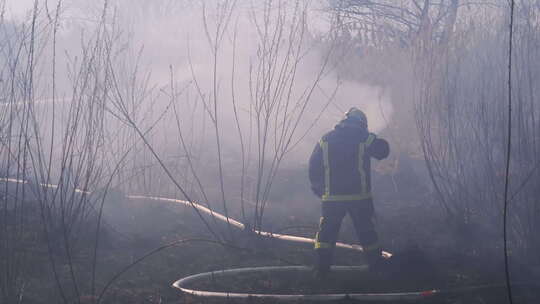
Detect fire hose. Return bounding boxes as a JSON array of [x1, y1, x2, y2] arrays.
[[2, 178, 536, 302]]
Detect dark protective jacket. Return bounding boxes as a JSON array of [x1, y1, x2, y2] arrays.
[[309, 121, 389, 201]]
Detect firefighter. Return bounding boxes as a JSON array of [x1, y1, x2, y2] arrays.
[[309, 107, 390, 278]]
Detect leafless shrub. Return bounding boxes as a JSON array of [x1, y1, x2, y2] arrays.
[[328, 0, 539, 260], [0, 1, 138, 302], [413, 1, 540, 258]]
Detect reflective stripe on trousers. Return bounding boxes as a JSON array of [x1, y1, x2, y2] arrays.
[[314, 200, 378, 251]]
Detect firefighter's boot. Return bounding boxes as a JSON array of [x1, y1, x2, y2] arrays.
[[313, 248, 333, 280]]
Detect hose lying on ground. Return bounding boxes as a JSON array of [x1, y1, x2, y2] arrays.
[[128, 195, 392, 258], [172, 265, 441, 302], [3, 178, 537, 302], [0, 177, 390, 256], [172, 266, 538, 302]]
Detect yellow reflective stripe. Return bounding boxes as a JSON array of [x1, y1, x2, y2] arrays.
[[314, 241, 332, 249], [366, 133, 376, 146], [358, 142, 367, 194], [320, 135, 375, 202], [314, 231, 332, 249], [320, 140, 330, 197], [322, 193, 372, 201], [357, 134, 376, 198]]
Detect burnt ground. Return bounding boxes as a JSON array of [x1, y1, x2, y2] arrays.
[[2, 165, 540, 304]]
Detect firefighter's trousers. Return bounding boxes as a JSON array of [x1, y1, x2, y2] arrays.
[[314, 199, 380, 274]]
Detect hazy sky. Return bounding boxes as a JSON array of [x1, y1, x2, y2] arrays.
[[5, 0, 38, 18], [2, 0, 393, 167]]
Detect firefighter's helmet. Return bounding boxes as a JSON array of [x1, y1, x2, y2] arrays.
[[344, 107, 367, 128]]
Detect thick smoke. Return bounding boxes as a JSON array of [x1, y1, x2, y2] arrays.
[[112, 0, 393, 159], [2, 0, 394, 211], [8, 0, 392, 161]]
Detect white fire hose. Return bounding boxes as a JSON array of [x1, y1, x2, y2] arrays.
[[3, 178, 534, 302]]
